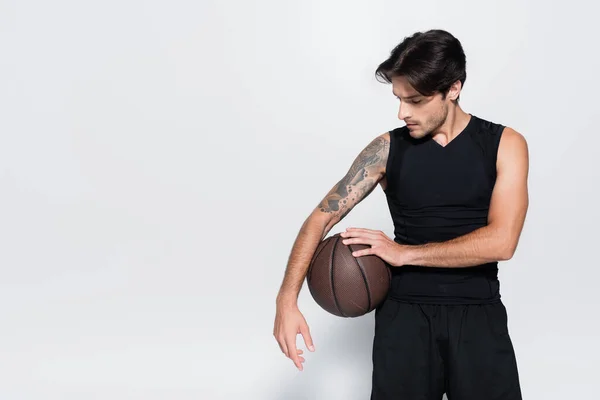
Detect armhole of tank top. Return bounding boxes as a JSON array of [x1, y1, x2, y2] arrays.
[[492, 125, 506, 176], [489, 124, 506, 181], [384, 129, 398, 193]]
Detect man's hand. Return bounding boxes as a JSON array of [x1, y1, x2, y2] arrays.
[[340, 227, 407, 267], [273, 303, 315, 371]]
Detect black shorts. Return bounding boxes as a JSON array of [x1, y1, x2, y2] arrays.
[[371, 299, 522, 400]]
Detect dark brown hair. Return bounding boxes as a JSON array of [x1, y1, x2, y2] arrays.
[[375, 29, 467, 101]]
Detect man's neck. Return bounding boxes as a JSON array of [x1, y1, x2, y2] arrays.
[[431, 107, 471, 145]]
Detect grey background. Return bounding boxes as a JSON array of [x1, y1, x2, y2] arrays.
[[1, 0, 598, 399]]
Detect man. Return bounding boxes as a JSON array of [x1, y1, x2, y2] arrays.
[[273, 29, 528, 400]]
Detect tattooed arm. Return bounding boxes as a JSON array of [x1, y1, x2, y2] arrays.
[[274, 132, 390, 370], [275, 132, 390, 306]]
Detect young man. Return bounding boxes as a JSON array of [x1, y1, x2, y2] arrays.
[[273, 29, 528, 399]]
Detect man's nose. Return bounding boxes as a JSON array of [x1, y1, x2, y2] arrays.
[[398, 102, 410, 121]]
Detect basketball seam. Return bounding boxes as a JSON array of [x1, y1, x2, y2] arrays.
[[331, 235, 346, 317], [349, 244, 372, 312]]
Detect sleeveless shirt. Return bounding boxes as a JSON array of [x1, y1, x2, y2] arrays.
[[383, 114, 505, 304]]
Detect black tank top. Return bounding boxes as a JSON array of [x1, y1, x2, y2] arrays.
[[384, 114, 505, 304]]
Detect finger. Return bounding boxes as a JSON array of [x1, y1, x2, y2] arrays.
[[297, 349, 304, 355], [341, 237, 371, 246], [344, 230, 379, 241], [277, 335, 289, 357], [286, 337, 303, 371], [340, 230, 366, 240], [346, 227, 376, 234], [352, 248, 374, 257], [299, 323, 315, 352]]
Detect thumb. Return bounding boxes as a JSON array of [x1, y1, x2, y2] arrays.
[[299, 322, 315, 352]]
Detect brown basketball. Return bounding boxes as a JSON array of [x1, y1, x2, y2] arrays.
[[306, 232, 391, 318]]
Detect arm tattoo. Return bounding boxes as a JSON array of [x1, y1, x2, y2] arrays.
[[318, 135, 389, 219]]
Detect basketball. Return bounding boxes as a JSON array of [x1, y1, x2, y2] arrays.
[[306, 232, 391, 318]]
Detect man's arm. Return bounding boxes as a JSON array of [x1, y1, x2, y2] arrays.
[[275, 132, 390, 306], [400, 127, 529, 268], [274, 132, 390, 371]]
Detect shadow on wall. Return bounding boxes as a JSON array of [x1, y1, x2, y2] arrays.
[[266, 310, 449, 400], [267, 313, 375, 400]]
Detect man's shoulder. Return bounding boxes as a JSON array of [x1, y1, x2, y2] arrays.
[[470, 116, 528, 152], [471, 114, 505, 136], [471, 115, 524, 137], [499, 126, 528, 150], [463, 115, 527, 171]]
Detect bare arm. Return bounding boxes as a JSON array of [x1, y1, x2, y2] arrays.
[[276, 133, 390, 306], [400, 127, 529, 267]]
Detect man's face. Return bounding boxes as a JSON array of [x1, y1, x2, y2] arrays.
[[391, 76, 449, 139]]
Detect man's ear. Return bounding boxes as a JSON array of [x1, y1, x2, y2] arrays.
[[447, 80, 462, 102]]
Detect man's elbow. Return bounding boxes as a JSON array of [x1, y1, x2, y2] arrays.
[[308, 209, 338, 239], [497, 240, 518, 261]]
